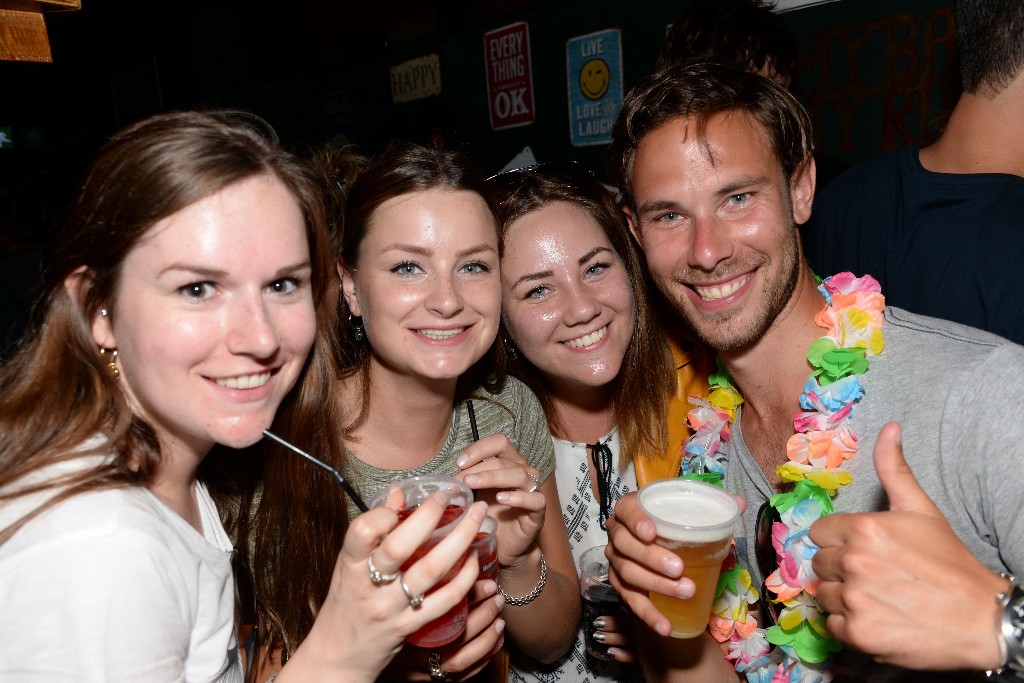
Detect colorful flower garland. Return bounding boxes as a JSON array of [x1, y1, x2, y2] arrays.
[[680, 272, 885, 682]]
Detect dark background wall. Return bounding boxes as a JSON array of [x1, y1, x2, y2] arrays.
[[2, 0, 957, 173], [316, 0, 957, 177], [0, 0, 959, 356]]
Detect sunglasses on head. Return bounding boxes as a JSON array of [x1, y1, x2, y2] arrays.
[[485, 160, 594, 195]]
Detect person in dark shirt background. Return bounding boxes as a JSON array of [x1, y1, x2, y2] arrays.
[[804, 0, 1024, 344]]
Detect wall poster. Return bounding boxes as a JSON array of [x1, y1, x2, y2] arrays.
[[484, 21, 536, 130], [566, 28, 623, 147]]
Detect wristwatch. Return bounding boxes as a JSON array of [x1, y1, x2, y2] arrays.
[[994, 580, 1024, 679]]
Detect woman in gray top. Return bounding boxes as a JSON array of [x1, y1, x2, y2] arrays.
[[337, 141, 579, 680]]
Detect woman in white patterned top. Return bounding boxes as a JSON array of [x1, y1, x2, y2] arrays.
[[494, 163, 713, 683]]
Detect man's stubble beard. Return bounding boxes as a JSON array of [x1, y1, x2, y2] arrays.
[[661, 225, 802, 354]]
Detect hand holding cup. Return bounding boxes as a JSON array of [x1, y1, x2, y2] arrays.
[[368, 476, 477, 648], [284, 492, 487, 682], [580, 545, 629, 661], [636, 479, 740, 639]]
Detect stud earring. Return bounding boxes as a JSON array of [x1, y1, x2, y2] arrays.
[[100, 308, 109, 317]]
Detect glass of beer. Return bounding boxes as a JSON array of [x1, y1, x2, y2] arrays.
[[368, 475, 474, 648], [637, 478, 740, 638]]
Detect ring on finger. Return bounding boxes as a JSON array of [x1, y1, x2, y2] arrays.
[[400, 574, 425, 608], [429, 650, 447, 682], [526, 471, 539, 493], [368, 555, 399, 585]]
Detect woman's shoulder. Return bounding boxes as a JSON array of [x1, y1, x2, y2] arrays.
[[1, 481, 223, 571], [470, 376, 547, 431], [0, 488, 190, 600], [468, 376, 549, 436], [0, 484, 236, 680], [5, 485, 153, 543]]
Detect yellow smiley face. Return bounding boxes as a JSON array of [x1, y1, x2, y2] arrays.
[[579, 58, 610, 100]]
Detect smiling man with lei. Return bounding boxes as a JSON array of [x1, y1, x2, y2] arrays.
[[683, 271, 882, 680], [602, 60, 1024, 682]]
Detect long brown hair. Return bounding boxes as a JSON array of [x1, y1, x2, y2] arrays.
[[0, 109, 342, 658], [490, 163, 674, 462], [237, 139, 512, 662], [336, 139, 508, 434]]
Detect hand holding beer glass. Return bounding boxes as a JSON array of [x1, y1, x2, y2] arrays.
[[636, 479, 740, 638]]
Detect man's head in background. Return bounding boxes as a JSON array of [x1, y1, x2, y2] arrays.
[[657, 0, 798, 89]]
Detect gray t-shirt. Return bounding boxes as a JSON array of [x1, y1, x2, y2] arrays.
[[343, 376, 556, 520], [725, 307, 1024, 680]]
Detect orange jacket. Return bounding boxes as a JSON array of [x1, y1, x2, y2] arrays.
[[634, 338, 714, 487]]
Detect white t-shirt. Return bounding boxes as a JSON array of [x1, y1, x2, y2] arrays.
[[0, 456, 241, 682]]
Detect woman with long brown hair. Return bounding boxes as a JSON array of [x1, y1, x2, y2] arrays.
[[492, 162, 713, 682], [0, 110, 486, 682], [246, 139, 581, 681]]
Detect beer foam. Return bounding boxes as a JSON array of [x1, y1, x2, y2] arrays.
[[641, 486, 737, 542]]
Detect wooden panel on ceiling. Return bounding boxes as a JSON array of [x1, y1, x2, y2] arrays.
[[0, 9, 50, 62], [1, 0, 81, 10], [0, 0, 81, 63]]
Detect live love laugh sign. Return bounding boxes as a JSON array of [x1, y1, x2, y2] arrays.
[[566, 28, 622, 147]]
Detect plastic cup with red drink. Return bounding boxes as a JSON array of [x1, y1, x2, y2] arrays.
[[368, 475, 475, 648], [470, 515, 504, 657]]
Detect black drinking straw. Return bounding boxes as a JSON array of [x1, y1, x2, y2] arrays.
[[263, 429, 369, 512], [466, 400, 480, 442]]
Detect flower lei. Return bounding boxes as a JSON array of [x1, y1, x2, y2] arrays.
[[679, 272, 885, 682]]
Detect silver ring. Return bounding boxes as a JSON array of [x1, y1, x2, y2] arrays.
[[400, 574, 424, 608], [368, 555, 399, 585], [429, 650, 446, 682], [526, 471, 539, 493]]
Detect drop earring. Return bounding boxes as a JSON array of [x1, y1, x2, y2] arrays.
[[99, 346, 120, 379], [503, 336, 518, 361], [349, 314, 364, 342]]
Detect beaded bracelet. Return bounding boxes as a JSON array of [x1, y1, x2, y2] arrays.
[[498, 552, 547, 606]]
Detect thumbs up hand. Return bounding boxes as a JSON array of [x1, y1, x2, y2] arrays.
[[810, 423, 1008, 671], [870, 422, 944, 517]]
